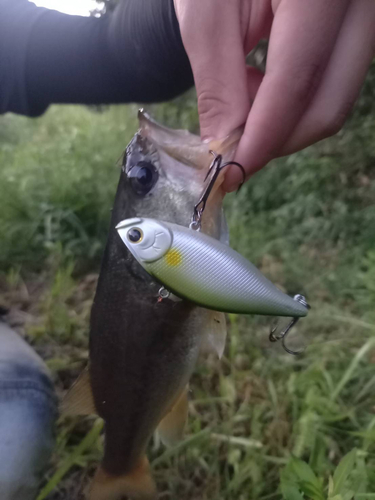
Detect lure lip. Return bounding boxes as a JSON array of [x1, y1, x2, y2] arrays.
[[115, 217, 143, 230]]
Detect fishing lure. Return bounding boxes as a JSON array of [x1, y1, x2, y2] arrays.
[[116, 151, 310, 353], [117, 217, 308, 319]]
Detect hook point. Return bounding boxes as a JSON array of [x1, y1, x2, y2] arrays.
[[269, 295, 310, 355]]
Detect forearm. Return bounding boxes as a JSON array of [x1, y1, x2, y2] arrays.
[[0, 0, 193, 117]]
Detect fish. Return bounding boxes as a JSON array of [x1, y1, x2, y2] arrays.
[[116, 217, 308, 318], [62, 110, 239, 500]]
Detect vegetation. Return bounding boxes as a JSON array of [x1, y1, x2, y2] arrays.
[[1, 64, 375, 499]]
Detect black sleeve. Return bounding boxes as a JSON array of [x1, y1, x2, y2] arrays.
[[0, 0, 194, 117]]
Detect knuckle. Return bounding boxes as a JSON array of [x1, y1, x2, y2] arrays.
[[291, 62, 325, 103], [196, 78, 233, 134], [323, 115, 345, 138], [197, 79, 231, 117], [198, 90, 228, 120], [264, 61, 324, 107], [268, 61, 325, 105], [321, 101, 354, 138]]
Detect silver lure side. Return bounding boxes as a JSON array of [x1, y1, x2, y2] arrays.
[[116, 218, 309, 318]]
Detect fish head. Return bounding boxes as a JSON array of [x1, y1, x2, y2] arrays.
[[116, 218, 172, 264], [111, 110, 241, 238]]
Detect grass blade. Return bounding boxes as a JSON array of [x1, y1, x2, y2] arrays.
[[37, 418, 104, 500], [332, 339, 375, 401]]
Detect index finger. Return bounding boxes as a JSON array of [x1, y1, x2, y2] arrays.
[[224, 0, 350, 190], [175, 0, 251, 141]]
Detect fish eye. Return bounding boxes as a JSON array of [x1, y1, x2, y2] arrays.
[[127, 227, 143, 243], [127, 161, 158, 196]]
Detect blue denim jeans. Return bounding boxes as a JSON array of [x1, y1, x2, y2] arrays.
[[0, 321, 57, 500]]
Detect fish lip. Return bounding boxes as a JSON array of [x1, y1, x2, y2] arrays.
[[138, 108, 154, 125]]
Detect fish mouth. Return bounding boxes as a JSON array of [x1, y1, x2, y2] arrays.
[[138, 108, 242, 168], [138, 109, 211, 171]]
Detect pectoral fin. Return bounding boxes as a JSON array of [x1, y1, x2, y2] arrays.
[[61, 367, 96, 416], [156, 386, 189, 447], [90, 457, 156, 500], [200, 311, 227, 359]]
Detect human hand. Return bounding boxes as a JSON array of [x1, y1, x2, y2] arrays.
[[174, 0, 375, 191]]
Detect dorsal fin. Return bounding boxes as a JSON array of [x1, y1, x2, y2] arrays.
[[61, 367, 96, 416]]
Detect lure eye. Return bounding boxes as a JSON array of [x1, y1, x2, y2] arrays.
[[127, 228, 143, 243], [128, 161, 158, 196]]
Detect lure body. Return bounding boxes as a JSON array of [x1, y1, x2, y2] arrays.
[[117, 217, 308, 318]]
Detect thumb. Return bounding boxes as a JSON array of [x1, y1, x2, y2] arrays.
[[174, 0, 250, 140]]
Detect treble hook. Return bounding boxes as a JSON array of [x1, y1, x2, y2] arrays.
[[190, 151, 246, 230], [269, 294, 310, 355]]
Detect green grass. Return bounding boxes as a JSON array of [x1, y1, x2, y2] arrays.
[[0, 105, 138, 270], [0, 68, 375, 499]]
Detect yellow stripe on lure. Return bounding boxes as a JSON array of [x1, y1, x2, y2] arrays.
[[116, 217, 308, 318]]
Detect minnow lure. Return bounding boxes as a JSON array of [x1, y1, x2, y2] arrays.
[[116, 217, 308, 318]]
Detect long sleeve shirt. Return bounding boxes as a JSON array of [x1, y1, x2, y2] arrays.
[[0, 0, 194, 116]]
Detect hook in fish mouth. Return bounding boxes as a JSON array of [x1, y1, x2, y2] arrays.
[[190, 151, 246, 231], [269, 294, 311, 355]]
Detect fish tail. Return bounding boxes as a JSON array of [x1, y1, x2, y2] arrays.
[[90, 457, 156, 500]]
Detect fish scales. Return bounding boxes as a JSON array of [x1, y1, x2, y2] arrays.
[[90, 232, 205, 474]]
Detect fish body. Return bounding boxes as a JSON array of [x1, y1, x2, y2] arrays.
[[64, 111, 237, 500], [116, 218, 308, 318]]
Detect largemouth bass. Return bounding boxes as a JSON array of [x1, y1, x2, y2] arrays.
[[63, 110, 239, 500]]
